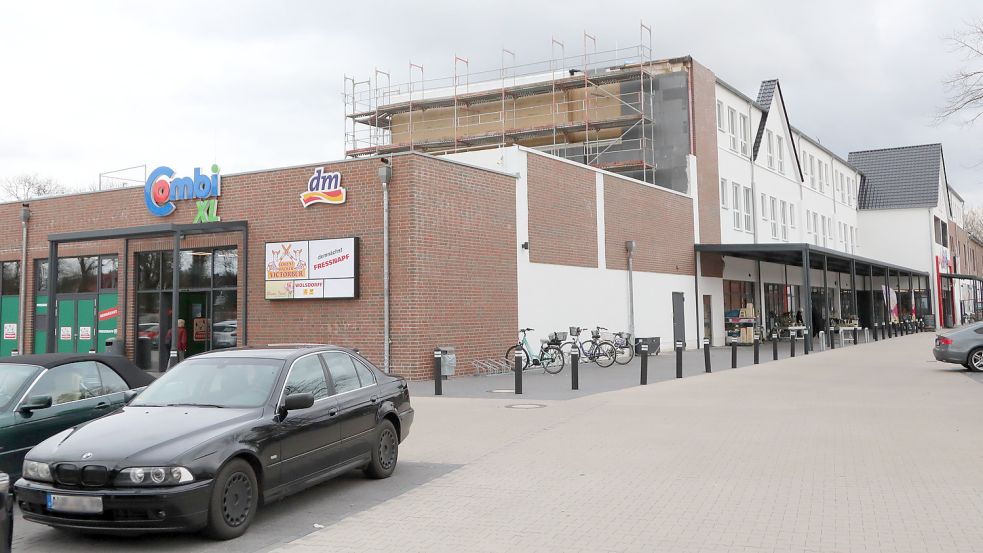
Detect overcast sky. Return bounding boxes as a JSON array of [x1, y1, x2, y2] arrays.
[[2, 0, 982, 205]]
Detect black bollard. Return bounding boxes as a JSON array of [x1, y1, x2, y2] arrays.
[[881, 322, 886, 340], [434, 348, 442, 396], [830, 329, 836, 350], [803, 332, 809, 355], [873, 323, 879, 341], [853, 327, 858, 345], [640, 344, 649, 385], [675, 341, 683, 378], [731, 341, 737, 368], [703, 338, 711, 373], [791, 335, 796, 358], [753, 334, 760, 364], [772, 332, 779, 361], [514, 348, 523, 395], [571, 350, 579, 391]]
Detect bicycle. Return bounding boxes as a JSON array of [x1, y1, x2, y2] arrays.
[[505, 328, 565, 375], [560, 326, 617, 368], [611, 331, 635, 365]]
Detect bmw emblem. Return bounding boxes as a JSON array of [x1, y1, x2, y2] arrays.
[[81, 452, 93, 460]]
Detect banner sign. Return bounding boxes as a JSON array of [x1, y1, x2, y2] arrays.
[[98, 307, 119, 321], [3, 323, 15, 340], [265, 238, 358, 300]]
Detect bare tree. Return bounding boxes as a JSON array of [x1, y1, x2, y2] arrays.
[[964, 206, 983, 240], [1, 174, 67, 201], [940, 20, 983, 123]]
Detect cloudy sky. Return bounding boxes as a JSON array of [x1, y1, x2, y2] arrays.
[[2, 0, 982, 204]]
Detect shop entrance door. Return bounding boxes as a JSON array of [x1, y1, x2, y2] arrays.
[[55, 296, 97, 353], [180, 291, 211, 358]]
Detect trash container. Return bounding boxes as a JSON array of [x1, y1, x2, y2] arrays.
[[634, 337, 661, 355], [105, 336, 124, 355], [436, 346, 456, 376], [0, 472, 11, 553], [136, 337, 152, 369]]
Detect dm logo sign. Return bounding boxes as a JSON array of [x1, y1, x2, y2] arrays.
[[145, 164, 222, 222], [301, 167, 346, 207]]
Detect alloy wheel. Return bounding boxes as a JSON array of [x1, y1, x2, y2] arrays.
[[221, 472, 253, 527], [379, 428, 397, 470]]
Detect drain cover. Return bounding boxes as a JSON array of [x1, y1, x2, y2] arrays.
[[488, 389, 514, 393], [506, 403, 547, 409]]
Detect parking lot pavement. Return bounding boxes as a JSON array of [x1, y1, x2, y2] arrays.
[[274, 332, 983, 553]]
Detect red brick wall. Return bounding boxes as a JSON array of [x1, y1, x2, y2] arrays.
[[0, 153, 517, 379], [526, 154, 597, 267], [689, 59, 722, 245], [603, 174, 695, 275]]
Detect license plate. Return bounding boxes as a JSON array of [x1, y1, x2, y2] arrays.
[[47, 494, 103, 514]]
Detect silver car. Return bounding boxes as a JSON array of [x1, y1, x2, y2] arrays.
[[933, 322, 983, 369]]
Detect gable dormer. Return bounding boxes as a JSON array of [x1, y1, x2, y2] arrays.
[[751, 79, 804, 182]]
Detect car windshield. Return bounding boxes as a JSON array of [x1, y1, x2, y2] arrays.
[[132, 357, 282, 409], [0, 364, 41, 411]]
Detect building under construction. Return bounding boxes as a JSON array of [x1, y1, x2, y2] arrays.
[[344, 28, 693, 192]]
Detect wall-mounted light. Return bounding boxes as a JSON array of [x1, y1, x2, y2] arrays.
[[521, 242, 529, 250]]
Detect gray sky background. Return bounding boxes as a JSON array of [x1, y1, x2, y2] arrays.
[[2, 0, 982, 205]]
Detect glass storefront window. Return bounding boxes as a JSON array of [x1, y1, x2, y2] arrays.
[[212, 290, 237, 349], [57, 256, 98, 293], [36, 260, 48, 292], [213, 249, 238, 288], [136, 293, 162, 370], [100, 256, 118, 290], [1, 261, 19, 296], [137, 252, 160, 291], [180, 250, 212, 289], [161, 251, 173, 290]]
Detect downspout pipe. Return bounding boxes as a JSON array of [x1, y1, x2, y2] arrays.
[[626, 241, 636, 339], [378, 160, 393, 373], [18, 204, 30, 354]]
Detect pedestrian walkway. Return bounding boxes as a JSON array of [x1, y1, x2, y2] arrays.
[[274, 332, 983, 553]]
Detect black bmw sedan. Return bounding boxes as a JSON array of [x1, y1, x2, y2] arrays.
[[14, 345, 413, 540]]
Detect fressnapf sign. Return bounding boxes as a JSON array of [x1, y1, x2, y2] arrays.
[[265, 237, 359, 300]]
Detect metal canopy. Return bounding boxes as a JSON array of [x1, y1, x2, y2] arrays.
[[45, 220, 249, 359], [695, 243, 928, 277], [939, 272, 983, 282]]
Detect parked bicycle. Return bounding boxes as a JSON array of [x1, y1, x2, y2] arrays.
[[611, 331, 635, 365], [505, 328, 565, 374], [560, 326, 617, 368]]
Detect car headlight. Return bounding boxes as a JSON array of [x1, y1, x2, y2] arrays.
[[22, 460, 52, 483], [115, 466, 194, 487]]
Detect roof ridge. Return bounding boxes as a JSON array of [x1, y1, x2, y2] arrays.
[[848, 143, 942, 156]]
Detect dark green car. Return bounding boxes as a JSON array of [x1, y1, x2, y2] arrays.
[[0, 354, 153, 480]]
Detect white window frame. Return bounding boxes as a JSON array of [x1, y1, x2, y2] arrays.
[[766, 130, 775, 169], [809, 155, 816, 188], [821, 216, 828, 247], [777, 136, 785, 174], [739, 114, 749, 156], [851, 226, 856, 252], [716, 101, 725, 130], [732, 182, 741, 230], [727, 108, 737, 151], [789, 203, 796, 229], [761, 193, 768, 221], [780, 200, 788, 241], [720, 178, 728, 208], [743, 186, 753, 232], [806, 209, 812, 233], [770, 197, 778, 239]]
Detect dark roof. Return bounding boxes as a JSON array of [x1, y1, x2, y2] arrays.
[[751, 80, 778, 160], [0, 353, 154, 388], [848, 144, 943, 210]]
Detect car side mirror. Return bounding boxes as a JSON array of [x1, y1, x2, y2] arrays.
[[19, 395, 52, 413], [123, 389, 141, 404], [283, 393, 315, 411]]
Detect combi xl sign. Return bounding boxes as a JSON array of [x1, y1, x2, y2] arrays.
[[145, 164, 221, 222]]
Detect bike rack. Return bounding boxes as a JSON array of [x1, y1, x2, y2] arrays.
[[472, 358, 512, 375]]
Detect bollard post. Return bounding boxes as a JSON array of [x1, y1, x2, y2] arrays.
[[864, 327, 869, 343], [881, 322, 886, 340], [818, 331, 826, 351], [433, 348, 442, 396], [772, 332, 779, 361], [166, 350, 178, 372], [803, 331, 809, 355], [703, 338, 711, 373], [853, 327, 858, 346], [675, 341, 683, 378], [873, 323, 879, 341], [640, 344, 649, 385], [731, 341, 737, 368], [571, 350, 579, 391], [830, 329, 835, 350], [790, 334, 796, 358], [514, 348, 523, 395], [753, 333, 760, 364]]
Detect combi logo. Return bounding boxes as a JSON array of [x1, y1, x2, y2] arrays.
[[301, 167, 346, 207], [145, 164, 221, 222]]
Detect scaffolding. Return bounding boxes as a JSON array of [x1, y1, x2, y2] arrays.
[[344, 24, 661, 184]]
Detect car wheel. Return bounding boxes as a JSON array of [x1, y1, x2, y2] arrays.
[[364, 420, 398, 479], [969, 349, 983, 371], [203, 459, 258, 540]]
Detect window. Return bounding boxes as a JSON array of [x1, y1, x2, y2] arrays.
[[761, 193, 768, 221], [96, 362, 128, 395], [716, 101, 724, 130], [743, 187, 753, 231], [213, 249, 238, 288], [813, 213, 819, 245], [770, 197, 778, 238], [720, 178, 728, 208], [808, 155, 816, 188], [847, 178, 854, 206], [284, 355, 329, 400], [780, 200, 788, 241], [777, 136, 785, 173], [801, 150, 807, 178], [30, 362, 102, 405], [732, 183, 741, 230], [322, 351, 361, 394], [821, 216, 828, 247], [840, 173, 846, 203], [824, 163, 830, 193], [727, 107, 737, 151], [790, 203, 796, 228], [766, 130, 775, 169], [352, 357, 377, 387], [57, 257, 98, 293], [818, 162, 825, 192], [100, 257, 117, 290], [740, 114, 749, 156], [1, 261, 18, 296], [806, 210, 813, 233], [850, 226, 856, 253]]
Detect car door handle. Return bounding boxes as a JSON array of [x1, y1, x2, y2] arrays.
[[328, 408, 338, 417], [370, 396, 378, 404], [94, 402, 110, 411]]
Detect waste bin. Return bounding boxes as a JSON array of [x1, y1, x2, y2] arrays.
[[1, 472, 11, 553], [436, 346, 456, 376], [634, 337, 661, 355], [136, 337, 152, 369], [105, 336, 124, 356]]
